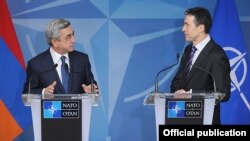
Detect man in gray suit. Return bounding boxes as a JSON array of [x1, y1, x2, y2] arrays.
[[22, 18, 98, 95], [171, 7, 231, 124]]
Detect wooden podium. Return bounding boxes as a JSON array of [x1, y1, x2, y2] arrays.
[[22, 94, 99, 141], [144, 92, 225, 141]]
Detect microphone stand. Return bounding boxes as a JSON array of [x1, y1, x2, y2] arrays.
[[192, 65, 217, 93], [154, 53, 180, 93]]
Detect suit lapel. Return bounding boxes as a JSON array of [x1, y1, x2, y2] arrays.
[[68, 52, 76, 94], [44, 49, 66, 94], [184, 40, 215, 87]]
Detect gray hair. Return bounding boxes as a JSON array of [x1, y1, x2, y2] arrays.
[[45, 19, 71, 46]]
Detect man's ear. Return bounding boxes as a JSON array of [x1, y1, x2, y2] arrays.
[[51, 39, 57, 48], [198, 24, 205, 33]]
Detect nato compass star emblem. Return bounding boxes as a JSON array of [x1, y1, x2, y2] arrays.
[[48, 104, 58, 115], [171, 104, 182, 114], [224, 47, 250, 111]]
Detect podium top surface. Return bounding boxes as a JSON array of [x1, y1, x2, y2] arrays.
[[22, 93, 99, 106], [143, 92, 225, 105]]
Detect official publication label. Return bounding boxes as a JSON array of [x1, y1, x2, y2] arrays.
[[159, 125, 249, 140]]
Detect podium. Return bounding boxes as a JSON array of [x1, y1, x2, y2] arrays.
[[143, 92, 225, 141], [22, 94, 99, 141]]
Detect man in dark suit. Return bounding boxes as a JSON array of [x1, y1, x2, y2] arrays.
[[22, 18, 98, 95], [171, 7, 231, 124]]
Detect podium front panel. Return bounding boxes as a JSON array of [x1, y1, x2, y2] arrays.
[[150, 93, 218, 141], [41, 99, 82, 141], [24, 94, 98, 141]]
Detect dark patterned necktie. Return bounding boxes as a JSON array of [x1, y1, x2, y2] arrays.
[[61, 56, 69, 93], [185, 46, 197, 77]]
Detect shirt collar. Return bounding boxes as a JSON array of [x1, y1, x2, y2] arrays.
[[50, 47, 69, 64], [193, 35, 211, 52]]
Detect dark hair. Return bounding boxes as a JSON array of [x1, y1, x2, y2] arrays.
[[185, 7, 212, 33]]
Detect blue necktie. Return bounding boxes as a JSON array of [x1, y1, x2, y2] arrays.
[[185, 46, 197, 77], [61, 56, 69, 93]]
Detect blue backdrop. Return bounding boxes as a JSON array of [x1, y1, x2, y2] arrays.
[[6, 0, 250, 141]]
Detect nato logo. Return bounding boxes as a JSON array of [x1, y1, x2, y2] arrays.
[[43, 101, 79, 119], [43, 101, 62, 118], [167, 101, 202, 118], [167, 101, 185, 118]]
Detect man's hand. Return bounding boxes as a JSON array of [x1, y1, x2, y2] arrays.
[[44, 81, 57, 94], [82, 84, 98, 94], [174, 89, 187, 94], [173, 89, 192, 99]]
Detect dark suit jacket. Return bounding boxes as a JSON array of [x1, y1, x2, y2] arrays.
[[22, 49, 96, 94], [171, 39, 231, 124]]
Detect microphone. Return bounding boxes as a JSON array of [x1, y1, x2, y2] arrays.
[[27, 64, 58, 94], [91, 79, 95, 93], [192, 65, 217, 93], [54, 63, 58, 69], [154, 53, 180, 93], [86, 70, 95, 93], [65, 62, 96, 94], [85, 61, 96, 94], [87, 71, 95, 93], [69, 64, 96, 94]]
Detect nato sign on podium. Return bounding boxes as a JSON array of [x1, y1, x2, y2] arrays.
[[144, 92, 225, 141], [22, 93, 99, 141]]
